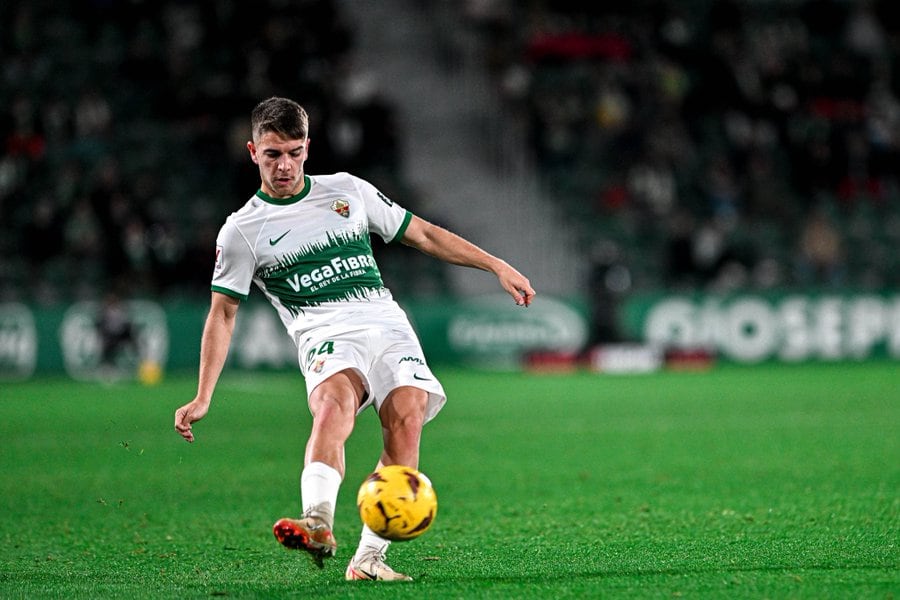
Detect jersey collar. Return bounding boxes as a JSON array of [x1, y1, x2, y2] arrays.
[[256, 175, 312, 205]]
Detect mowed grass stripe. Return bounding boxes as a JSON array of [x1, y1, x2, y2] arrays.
[[0, 362, 897, 598]]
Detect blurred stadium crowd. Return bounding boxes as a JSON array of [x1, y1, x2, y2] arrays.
[[470, 0, 900, 292], [0, 0, 410, 303], [2, 0, 900, 306]]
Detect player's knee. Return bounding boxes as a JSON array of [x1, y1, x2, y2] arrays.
[[388, 411, 426, 436], [380, 389, 427, 433], [311, 388, 357, 424]]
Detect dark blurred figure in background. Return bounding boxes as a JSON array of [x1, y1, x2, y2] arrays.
[[796, 207, 846, 287], [95, 291, 136, 373]]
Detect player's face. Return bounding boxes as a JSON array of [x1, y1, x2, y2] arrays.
[[248, 131, 309, 198]]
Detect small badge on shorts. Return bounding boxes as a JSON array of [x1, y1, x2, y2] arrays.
[[312, 358, 327, 373], [331, 199, 350, 218]]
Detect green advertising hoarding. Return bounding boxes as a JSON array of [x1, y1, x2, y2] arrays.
[[0, 295, 589, 379], [621, 291, 900, 363], [3, 291, 898, 380]]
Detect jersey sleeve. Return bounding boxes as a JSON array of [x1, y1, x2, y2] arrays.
[[352, 175, 413, 243], [210, 219, 255, 300]]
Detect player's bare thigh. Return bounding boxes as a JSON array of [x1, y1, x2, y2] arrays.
[[308, 368, 368, 417]]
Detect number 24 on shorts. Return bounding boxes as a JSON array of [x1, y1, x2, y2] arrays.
[[305, 340, 334, 372]]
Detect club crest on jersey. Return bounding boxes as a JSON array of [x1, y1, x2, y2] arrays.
[[331, 199, 350, 218]]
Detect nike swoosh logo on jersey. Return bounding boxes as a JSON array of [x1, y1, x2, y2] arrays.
[[413, 373, 432, 381], [269, 230, 291, 246]]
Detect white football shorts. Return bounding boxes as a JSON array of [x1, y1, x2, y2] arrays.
[[297, 324, 446, 423]]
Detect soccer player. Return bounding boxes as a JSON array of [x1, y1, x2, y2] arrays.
[[173, 97, 535, 581]]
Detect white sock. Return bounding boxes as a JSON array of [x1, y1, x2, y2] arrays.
[[300, 461, 342, 526], [355, 524, 391, 558]]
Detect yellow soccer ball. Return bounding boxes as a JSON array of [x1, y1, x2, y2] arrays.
[[356, 465, 437, 541]]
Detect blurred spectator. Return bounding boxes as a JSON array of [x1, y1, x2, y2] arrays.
[[796, 207, 845, 287], [742, 150, 797, 224], [327, 70, 403, 180], [95, 291, 136, 372], [63, 199, 102, 262], [689, 215, 756, 291], [21, 195, 64, 270], [664, 209, 697, 288], [844, 0, 887, 59], [586, 240, 629, 344], [627, 147, 677, 218], [5, 95, 46, 162], [73, 89, 112, 139], [702, 156, 741, 221], [692, 217, 730, 285], [87, 158, 132, 280]]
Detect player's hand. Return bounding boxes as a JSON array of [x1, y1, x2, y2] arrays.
[[497, 264, 535, 307], [174, 398, 210, 443]]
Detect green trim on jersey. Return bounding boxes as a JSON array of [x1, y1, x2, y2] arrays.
[[211, 285, 249, 301], [255, 175, 313, 205], [391, 210, 413, 243], [256, 227, 385, 313]]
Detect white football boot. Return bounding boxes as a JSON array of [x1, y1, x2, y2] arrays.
[[345, 548, 412, 581]]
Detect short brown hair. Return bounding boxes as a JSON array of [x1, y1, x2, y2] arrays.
[[251, 97, 309, 141]]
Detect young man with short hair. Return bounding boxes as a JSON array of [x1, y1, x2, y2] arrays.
[[174, 96, 534, 581]]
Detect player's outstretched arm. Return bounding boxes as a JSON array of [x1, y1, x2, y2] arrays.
[[401, 215, 535, 307], [174, 292, 240, 442]]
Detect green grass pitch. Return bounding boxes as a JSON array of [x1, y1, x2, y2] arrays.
[[1, 362, 897, 598]]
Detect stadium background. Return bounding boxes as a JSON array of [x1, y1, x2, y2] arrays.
[[2, 0, 900, 376], [1, 2, 898, 598]]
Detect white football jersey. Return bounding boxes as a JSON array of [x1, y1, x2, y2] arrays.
[[212, 172, 414, 340]]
